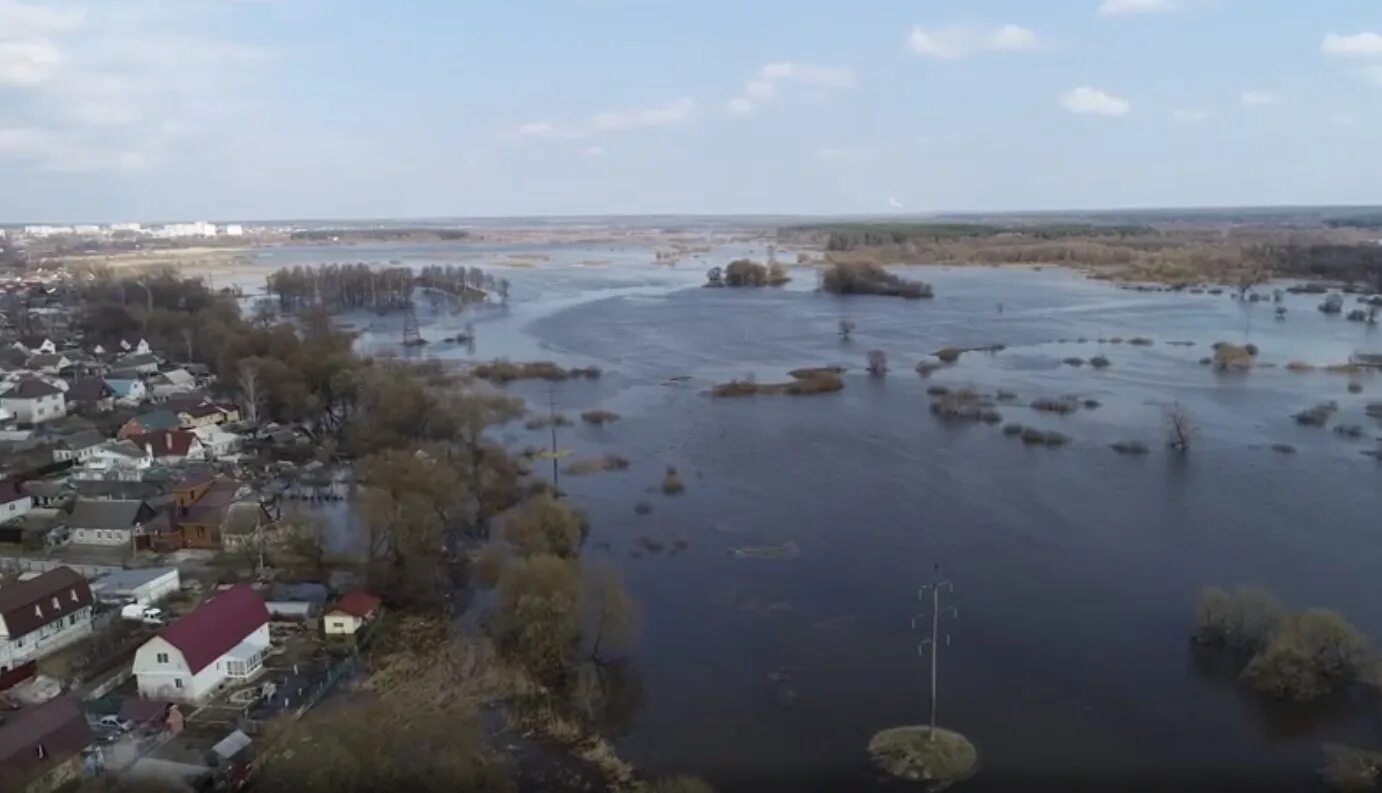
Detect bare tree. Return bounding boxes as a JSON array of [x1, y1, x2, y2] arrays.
[[179, 327, 194, 363], [582, 563, 641, 663], [238, 359, 262, 426], [1166, 402, 1194, 452], [838, 319, 855, 341], [867, 349, 888, 377]]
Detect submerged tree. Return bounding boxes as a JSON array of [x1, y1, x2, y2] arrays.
[[867, 349, 888, 377], [1166, 402, 1194, 453]]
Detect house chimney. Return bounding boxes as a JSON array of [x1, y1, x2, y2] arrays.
[[166, 432, 173, 451]]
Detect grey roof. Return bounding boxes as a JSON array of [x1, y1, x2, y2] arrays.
[[20, 479, 69, 499], [2, 378, 62, 399], [119, 353, 158, 367], [99, 439, 147, 459], [93, 567, 177, 593], [57, 429, 105, 450], [67, 499, 146, 530]]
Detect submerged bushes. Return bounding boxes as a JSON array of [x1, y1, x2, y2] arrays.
[[821, 262, 933, 299], [1194, 586, 1375, 702]]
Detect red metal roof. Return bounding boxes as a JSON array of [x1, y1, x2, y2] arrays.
[[157, 583, 268, 674], [328, 591, 381, 619]]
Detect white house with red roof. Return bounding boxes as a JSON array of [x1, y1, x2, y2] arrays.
[[322, 591, 381, 636], [132, 583, 270, 703]]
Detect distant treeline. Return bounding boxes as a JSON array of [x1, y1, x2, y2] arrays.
[[782, 222, 1155, 251], [289, 228, 470, 242], [1325, 215, 1382, 230], [267, 263, 499, 312], [1247, 243, 1382, 289]]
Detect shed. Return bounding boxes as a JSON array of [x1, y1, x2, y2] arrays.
[[92, 567, 181, 605], [323, 591, 381, 636]]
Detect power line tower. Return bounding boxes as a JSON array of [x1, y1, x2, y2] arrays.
[[913, 565, 957, 740], [401, 301, 425, 347]]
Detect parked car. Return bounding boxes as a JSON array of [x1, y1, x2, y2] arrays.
[[97, 714, 134, 732], [120, 604, 168, 625]]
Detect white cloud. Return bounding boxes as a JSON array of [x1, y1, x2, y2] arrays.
[[726, 62, 854, 114], [888, 196, 905, 209], [0, 0, 86, 35], [907, 24, 1041, 59], [1060, 86, 1131, 116], [0, 1, 281, 172], [1240, 91, 1281, 106], [511, 98, 695, 141], [1322, 32, 1382, 58], [1172, 108, 1209, 122], [590, 97, 695, 132], [582, 145, 606, 157], [0, 39, 63, 86], [1098, 0, 1177, 17]]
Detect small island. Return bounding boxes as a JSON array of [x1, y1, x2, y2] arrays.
[[705, 259, 790, 288]]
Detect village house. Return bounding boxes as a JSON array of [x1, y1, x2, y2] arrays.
[[13, 336, 57, 355], [104, 377, 147, 406], [65, 499, 154, 547], [0, 379, 66, 426], [177, 402, 231, 429], [74, 440, 153, 481], [132, 583, 270, 703], [115, 352, 159, 375], [192, 423, 242, 459], [62, 378, 114, 413], [0, 567, 94, 672], [322, 591, 382, 637], [148, 368, 197, 400], [118, 408, 179, 439], [0, 480, 33, 523], [0, 696, 95, 793], [127, 430, 206, 463], [24, 352, 70, 374], [119, 337, 152, 356], [51, 429, 105, 463], [20, 479, 70, 509]]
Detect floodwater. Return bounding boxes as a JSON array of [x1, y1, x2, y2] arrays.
[[241, 241, 1382, 791]]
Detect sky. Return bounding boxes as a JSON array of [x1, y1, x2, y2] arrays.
[[1, 0, 1380, 222]]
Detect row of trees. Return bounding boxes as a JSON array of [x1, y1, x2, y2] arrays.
[[705, 259, 789, 288], [265, 263, 507, 312]]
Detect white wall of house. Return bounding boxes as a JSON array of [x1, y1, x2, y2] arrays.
[[1, 495, 33, 522], [322, 612, 363, 635], [0, 392, 66, 424], [0, 605, 93, 670], [69, 527, 135, 546], [53, 445, 97, 463], [134, 623, 270, 703]]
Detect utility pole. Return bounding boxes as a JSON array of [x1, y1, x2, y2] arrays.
[[913, 565, 957, 740]]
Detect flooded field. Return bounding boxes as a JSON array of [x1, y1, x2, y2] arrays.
[[245, 241, 1382, 791]]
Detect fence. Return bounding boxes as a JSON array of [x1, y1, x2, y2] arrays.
[[0, 556, 121, 579]]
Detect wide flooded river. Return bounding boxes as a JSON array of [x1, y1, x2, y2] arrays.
[[245, 240, 1382, 791]]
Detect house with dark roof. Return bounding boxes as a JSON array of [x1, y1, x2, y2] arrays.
[[65, 498, 155, 547], [20, 479, 70, 509], [51, 429, 105, 463], [0, 379, 66, 426], [116, 352, 159, 375], [0, 479, 32, 523], [62, 377, 114, 413], [0, 696, 94, 793], [127, 430, 205, 463], [148, 368, 196, 400], [24, 352, 70, 374], [0, 567, 94, 671], [118, 409, 179, 439], [133, 583, 270, 703]]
